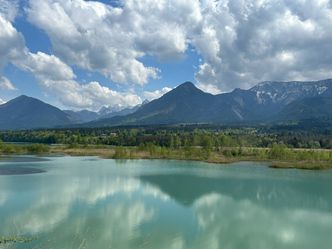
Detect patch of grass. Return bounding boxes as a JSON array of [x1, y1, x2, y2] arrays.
[[0, 143, 49, 155], [270, 161, 332, 170]]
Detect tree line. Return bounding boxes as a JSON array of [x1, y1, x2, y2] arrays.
[[1, 126, 332, 149]]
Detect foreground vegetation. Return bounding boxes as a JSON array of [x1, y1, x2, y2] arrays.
[[1, 126, 332, 169], [1, 142, 331, 170]]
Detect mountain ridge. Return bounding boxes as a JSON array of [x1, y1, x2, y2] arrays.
[[85, 79, 332, 127], [1, 79, 332, 130], [0, 95, 72, 130]]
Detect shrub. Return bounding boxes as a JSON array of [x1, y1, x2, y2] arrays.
[[26, 144, 50, 154], [269, 143, 290, 159], [113, 147, 128, 159]]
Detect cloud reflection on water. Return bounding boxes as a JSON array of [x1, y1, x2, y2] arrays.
[[0, 157, 332, 249]]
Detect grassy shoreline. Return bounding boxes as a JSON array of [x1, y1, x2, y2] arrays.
[[1, 143, 331, 170]]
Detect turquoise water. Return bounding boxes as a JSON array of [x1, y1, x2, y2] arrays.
[[0, 156, 332, 249]]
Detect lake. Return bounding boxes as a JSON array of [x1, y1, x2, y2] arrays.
[[0, 156, 332, 249]]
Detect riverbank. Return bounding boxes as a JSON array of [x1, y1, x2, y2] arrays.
[[1, 143, 331, 170], [60, 146, 332, 170]]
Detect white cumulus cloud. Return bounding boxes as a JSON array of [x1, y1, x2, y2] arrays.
[[143, 87, 173, 101], [26, 0, 332, 93], [194, 0, 332, 91], [196, 82, 222, 94], [16, 51, 75, 82], [0, 0, 19, 22], [0, 76, 16, 90], [0, 15, 26, 68], [16, 52, 143, 110], [27, 0, 160, 85]]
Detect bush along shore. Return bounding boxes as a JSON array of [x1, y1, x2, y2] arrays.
[[1, 141, 332, 170]]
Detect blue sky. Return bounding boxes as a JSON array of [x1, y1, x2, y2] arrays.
[[1, 0, 332, 110]]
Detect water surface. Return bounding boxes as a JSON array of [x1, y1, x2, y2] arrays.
[[0, 156, 332, 249]]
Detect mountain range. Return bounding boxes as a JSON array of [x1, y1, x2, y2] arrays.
[[0, 96, 146, 130], [63, 101, 146, 124], [86, 79, 332, 127], [1, 79, 332, 130]]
